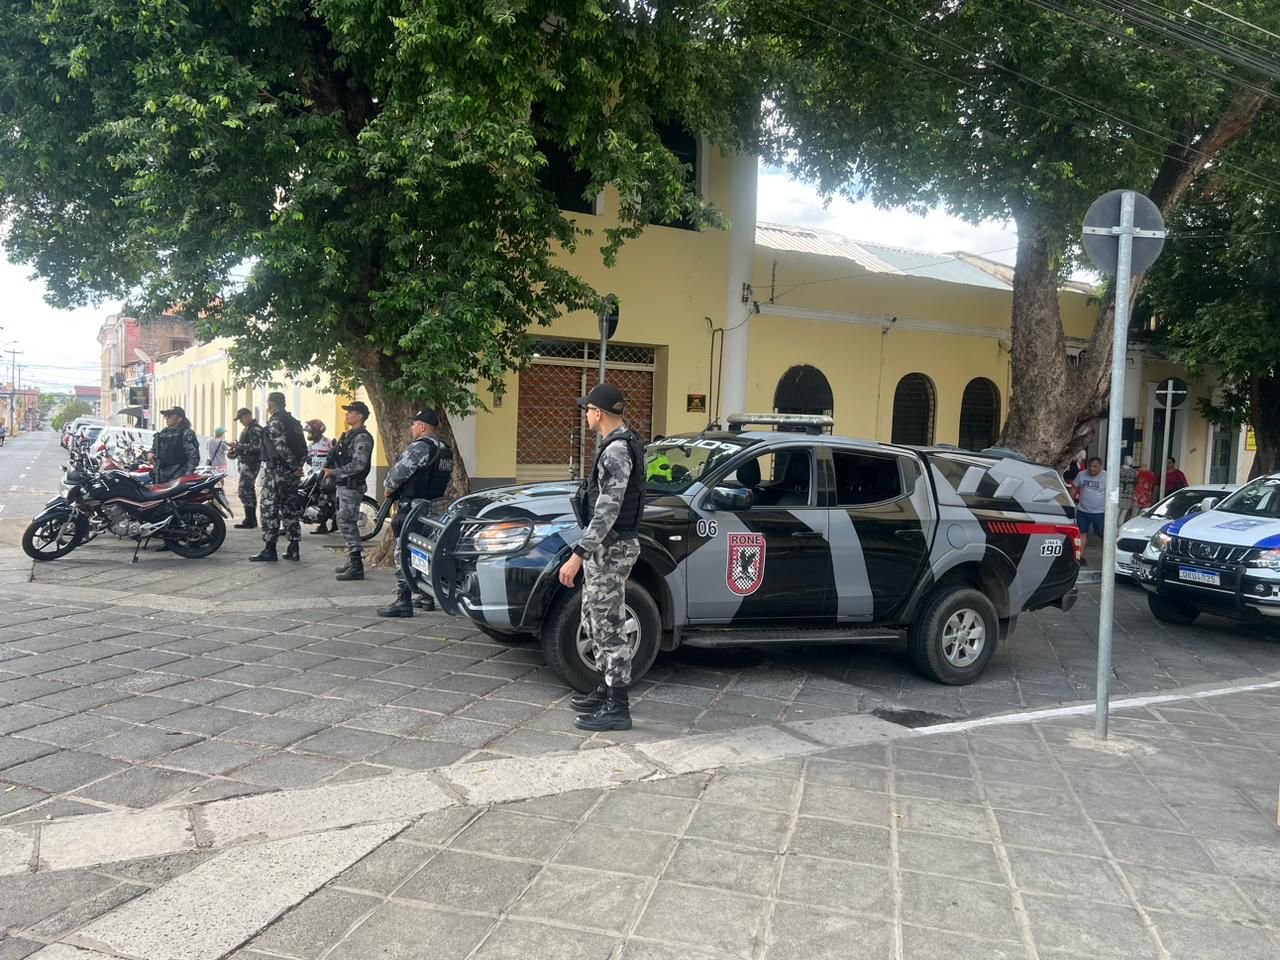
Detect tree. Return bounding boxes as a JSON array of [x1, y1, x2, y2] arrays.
[[737, 0, 1276, 464], [52, 400, 93, 431], [0, 0, 756, 488], [1141, 125, 1280, 477]]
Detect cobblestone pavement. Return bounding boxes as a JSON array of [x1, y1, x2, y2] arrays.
[[2, 686, 1277, 959], [2, 521, 1280, 826]]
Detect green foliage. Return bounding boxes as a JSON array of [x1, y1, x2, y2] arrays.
[[0, 0, 757, 419], [1143, 121, 1280, 431], [51, 399, 93, 430], [743, 0, 1272, 253]]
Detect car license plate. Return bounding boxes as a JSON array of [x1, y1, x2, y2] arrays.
[[409, 546, 431, 577], [1178, 566, 1221, 586]]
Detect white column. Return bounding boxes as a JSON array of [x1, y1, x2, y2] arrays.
[[717, 152, 758, 422]]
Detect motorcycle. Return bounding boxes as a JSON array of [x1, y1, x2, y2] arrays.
[[23, 464, 233, 563], [296, 469, 384, 541]]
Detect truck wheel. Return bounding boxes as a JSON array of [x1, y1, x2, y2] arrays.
[[541, 581, 661, 692], [908, 586, 999, 685], [1147, 594, 1200, 625]]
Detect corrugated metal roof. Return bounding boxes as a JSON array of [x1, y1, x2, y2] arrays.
[[756, 221, 1014, 292]]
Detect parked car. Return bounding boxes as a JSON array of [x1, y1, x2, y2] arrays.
[[1134, 474, 1280, 624], [1115, 484, 1238, 579], [399, 414, 1080, 690], [61, 417, 103, 450]]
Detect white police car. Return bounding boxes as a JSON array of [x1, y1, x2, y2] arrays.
[[1134, 474, 1280, 624]]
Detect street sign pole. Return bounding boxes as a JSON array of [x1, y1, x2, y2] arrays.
[[1082, 189, 1166, 739]]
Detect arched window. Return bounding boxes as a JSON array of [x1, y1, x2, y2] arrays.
[[891, 373, 936, 446], [773, 365, 834, 417], [958, 378, 1001, 451]]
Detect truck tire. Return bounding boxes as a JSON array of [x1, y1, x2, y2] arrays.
[[541, 581, 661, 692], [908, 586, 999, 685], [1147, 594, 1200, 625]]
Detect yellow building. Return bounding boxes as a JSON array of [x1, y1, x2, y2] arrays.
[[149, 155, 1245, 490]]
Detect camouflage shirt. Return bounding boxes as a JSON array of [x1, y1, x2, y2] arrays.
[[262, 412, 304, 471], [384, 435, 440, 499], [576, 427, 635, 556], [232, 422, 264, 472]]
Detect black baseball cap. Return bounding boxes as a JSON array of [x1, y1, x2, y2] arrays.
[[412, 409, 438, 426], [160, 406, 186, 418], [343, 401, 370, 417], [234, 407, 253, 419], [577, 383, 624, 414]]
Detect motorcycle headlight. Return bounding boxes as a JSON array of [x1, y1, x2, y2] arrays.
[[469, 520, 533, 554], [1247, 548, 1280, 569], [1149, 531, 1172, 552]]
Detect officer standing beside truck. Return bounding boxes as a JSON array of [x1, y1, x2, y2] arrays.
[[558, 383, 644, 732], [377, 409, 452, 618]]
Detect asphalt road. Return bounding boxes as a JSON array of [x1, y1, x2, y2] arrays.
[[0, 429, 63, 523]]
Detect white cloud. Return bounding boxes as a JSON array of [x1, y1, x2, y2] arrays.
[[0, 249, 119, 393], [756, 165, 1020, 264]]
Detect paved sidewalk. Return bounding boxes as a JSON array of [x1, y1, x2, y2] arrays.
[[1, 684, 1277, 959]]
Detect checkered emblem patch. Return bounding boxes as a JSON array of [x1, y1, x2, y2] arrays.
[[727, 532, 766, 596]]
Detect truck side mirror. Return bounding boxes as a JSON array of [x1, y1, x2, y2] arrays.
[[710, 485, 753, 511], [1194, 496, 1216, 514]]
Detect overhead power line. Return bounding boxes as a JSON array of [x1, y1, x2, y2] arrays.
[[760, 0, 1280, 200], [1190, 0, 1280, 43]]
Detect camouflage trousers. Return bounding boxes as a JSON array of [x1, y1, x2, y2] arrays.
[[336, 486, 364, 554], [582, 539, 641, 688], [260, 465, 301, 544], [237, 465, 260, 513]]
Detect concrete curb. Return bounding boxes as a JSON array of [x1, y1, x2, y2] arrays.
[[4, 673, 1277, 879]]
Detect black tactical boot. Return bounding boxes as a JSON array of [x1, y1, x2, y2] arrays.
[[283, 541, 300, 561], [234, 507, 257, 529], [574, 685, 632, 731], [249, 539, 278, 562], [310, 520, 331, 535], [570, 682, 608, 714], [413, 594, 436, 611], [336, 553, 364, 581], [377, 588, 414, 618]]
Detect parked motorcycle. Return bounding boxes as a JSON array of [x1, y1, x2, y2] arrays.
[[23, 466, 232, 562], [296, 470, 383, 541]]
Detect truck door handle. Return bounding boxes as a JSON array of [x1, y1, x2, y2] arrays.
[[894, 529, 922, 539], [791, 531, 824, 540]]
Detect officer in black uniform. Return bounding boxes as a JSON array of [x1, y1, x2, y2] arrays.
[[151, 406, 201, 484], [377, 409, 453, 618]]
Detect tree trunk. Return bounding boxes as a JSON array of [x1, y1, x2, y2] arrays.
[[354, 346, 474, 566], [998, 229, 1078, 465], [1001, 93, 1269, 471], [1249, 373, 1280, 479]]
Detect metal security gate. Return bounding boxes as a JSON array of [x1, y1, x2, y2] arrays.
[[516, 339, 655, 482]]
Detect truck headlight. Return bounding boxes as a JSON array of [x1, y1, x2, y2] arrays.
[[469, 521, 532, 554], [1247, 548, 1280, 569], [1149, 531, 1172, 552]]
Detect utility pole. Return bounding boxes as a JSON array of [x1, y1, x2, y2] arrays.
[[3, 344, 21, 437]]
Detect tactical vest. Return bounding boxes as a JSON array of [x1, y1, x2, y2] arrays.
[[154, 425, 189, 470], [332, 426, 373, 489], [402, 436, 454, 501], [575, 429, 644, 541]]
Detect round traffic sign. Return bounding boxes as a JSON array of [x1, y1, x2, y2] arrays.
[[1082, 190, 1166, 276]]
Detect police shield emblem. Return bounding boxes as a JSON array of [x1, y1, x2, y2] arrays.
[[727, 533, 766, 596]]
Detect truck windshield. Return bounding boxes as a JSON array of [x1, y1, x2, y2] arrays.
[[645, 436, 759, 495], [1215, 478, 1280, 518]]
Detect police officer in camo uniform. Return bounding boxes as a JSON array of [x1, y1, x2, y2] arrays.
[[377, 409, 453, 618], [325, 401, 375, 582], [228, 407, 263, 529], [250, 392, 307, 563], [559, 383, 644, 732]]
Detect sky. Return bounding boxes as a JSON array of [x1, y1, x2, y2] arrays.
[[1, 163, 1021, 395]]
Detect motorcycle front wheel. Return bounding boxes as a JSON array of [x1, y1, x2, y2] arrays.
[[358, 496, 380, 541], [166, 504, 227, 559], [22, 514, 87, 561]]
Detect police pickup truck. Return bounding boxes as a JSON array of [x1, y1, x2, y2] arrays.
[[1133, 473, 1280, 624], [399, 414, 1080, 691]]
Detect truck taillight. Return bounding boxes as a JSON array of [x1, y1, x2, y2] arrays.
[[1061, 525, 1083, 563], [984, 520, 1082, 563]]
